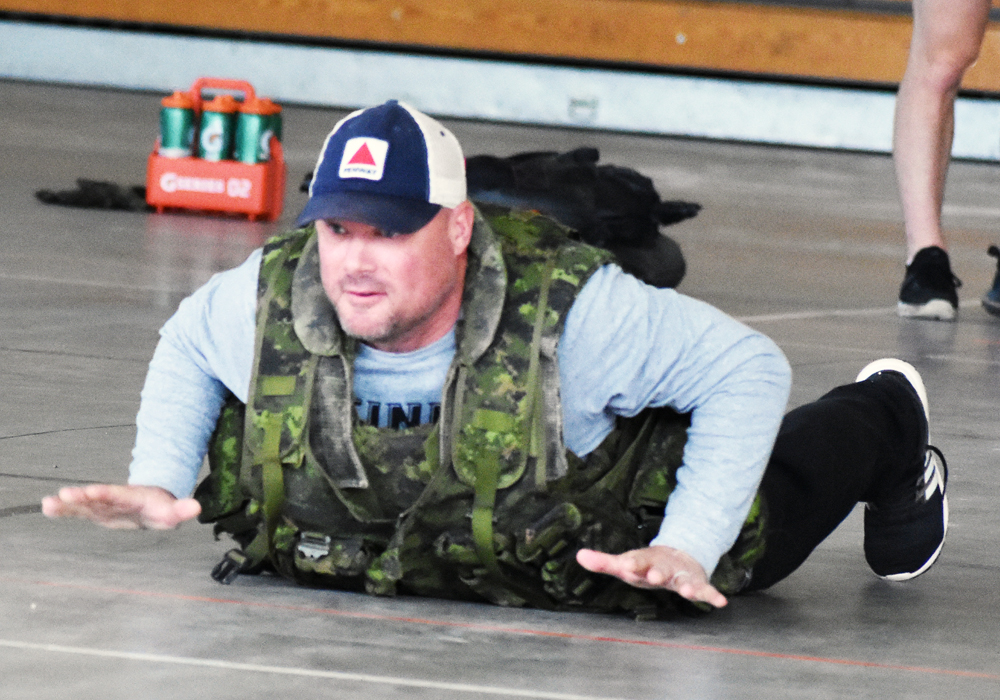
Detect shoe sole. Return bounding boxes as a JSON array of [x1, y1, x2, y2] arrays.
[[855, 358, 929, 425], [897, 299, 956, 321]]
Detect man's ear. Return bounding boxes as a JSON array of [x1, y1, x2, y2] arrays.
[[448, 200, 475, 256]]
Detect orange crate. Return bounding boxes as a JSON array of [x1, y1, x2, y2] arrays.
[[145, 78, 286, 222]]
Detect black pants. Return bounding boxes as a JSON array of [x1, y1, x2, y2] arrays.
[[744, 371, 928, 591]]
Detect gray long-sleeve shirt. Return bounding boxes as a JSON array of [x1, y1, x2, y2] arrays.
[[129, 248, 791, 575]]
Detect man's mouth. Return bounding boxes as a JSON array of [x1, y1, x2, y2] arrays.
[[341, 285, 386, 304]]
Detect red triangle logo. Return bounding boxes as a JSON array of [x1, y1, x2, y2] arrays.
[[348, 142, 377, 166]]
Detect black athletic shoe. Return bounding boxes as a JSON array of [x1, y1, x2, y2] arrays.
[[897, 246, 961, 320], [855, 359, 948, 581], [981, 245, 1000, 317]]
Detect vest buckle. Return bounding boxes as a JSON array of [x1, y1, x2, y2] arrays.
[[211, 549, 248, 585], [297, 532, 332, 560]]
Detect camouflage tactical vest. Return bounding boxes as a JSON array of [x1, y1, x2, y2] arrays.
[[195, 204, 766, 618]]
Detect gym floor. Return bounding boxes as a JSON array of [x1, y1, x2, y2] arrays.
[[2, 79, 999, 699]]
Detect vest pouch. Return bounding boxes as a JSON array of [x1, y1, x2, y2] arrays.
[[196, 396, 256, 536], [295, 532, 369, 575], [709, 492, 768, 595], [626, 408, 690, 516], [514, 502, 583, 564], [492, 407, 693, 615], [452, 407, 529, 489], [273, 423, 443, 590], [269, 529, 373, 590]]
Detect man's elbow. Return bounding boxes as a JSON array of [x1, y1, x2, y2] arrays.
[[752, 334, 793, 399]]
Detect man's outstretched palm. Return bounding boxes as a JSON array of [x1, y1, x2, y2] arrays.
[[42, 484, 201, 530], [576, 545, 728, 608]]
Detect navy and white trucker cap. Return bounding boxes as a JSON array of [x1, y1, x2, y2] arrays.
[[296, 100, 467, 234]]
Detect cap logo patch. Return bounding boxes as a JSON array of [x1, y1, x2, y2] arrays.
[[339, 137, 389, 181]]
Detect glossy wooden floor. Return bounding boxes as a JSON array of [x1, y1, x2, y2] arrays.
[[2, 80, 999, 698]]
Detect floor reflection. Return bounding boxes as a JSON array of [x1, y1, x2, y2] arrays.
[[144, 211, 278, 308]]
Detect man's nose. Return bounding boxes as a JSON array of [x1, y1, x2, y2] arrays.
[[342, 235, 376, 271]]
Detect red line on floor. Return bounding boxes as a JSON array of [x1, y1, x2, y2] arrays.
[[7, 576, 997, 681]]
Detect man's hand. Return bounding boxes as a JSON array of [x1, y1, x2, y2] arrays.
[[576, 545, 728, 608], [41, 484, 201, 530]]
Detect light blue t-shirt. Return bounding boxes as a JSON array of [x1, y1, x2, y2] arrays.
[[130, 247, 791, 574], [353, 331, 453, 428]]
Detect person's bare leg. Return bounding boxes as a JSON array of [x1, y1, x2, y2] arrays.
[[893, 0, 990, 319], [894, 0, 990, 261]]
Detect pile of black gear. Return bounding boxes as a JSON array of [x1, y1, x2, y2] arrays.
[[465, 147, 698, 289], [35, 179, 151, 212]]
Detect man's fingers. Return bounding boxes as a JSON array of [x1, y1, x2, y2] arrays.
[[173, 498, 202, 522], [576, 549, 643, 580], [44, 490, 143, 528], [576, 548, 614, 574], [645, 566, 674, 587], [577, 548, 663, 588], [50, 486, 90, 505], [41, 484, 198, 530], [672, 572, 728, 608], [41, 493, 68, 516], [578, 546, 729, 608], [143, 497, 202, 530]]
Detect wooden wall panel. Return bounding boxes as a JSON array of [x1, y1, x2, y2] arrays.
[[3, 0, 1000, 93]]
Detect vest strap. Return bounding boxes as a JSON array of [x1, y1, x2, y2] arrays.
[[471, 452, 501, 571], [211, 411, 287, 582], [259, 411, 287, 547], [525, 255, 556, 490]]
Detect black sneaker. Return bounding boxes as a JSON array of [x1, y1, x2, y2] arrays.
[[855, 359, 948, 581], [897, 246, 961, 320], [981, 245, 1000, 317]]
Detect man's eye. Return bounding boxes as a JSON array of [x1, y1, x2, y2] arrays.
[[327, 222, 347, 235]]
